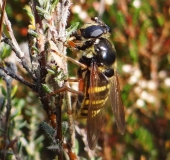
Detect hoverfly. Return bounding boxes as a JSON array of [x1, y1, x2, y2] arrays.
[[47, 17, 125, 150], [71, 17, 125, 150]]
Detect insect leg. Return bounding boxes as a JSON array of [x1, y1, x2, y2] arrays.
[[44, 86, 83, 98], [50, 49, 87, 69]]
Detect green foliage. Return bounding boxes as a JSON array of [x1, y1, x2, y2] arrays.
[[42, 84, 53, 94], [62, 121, 68, 136], [135, 127, 154, 151], [1, 84, 7, 96], [1, 0, 170, 159], [41, 121, 68, 152], [36, 0, 59, 20], [11, 85, 18, 98], [41, 121, 55, 140], [0, 43, 11, 60], [0, 74, 44, 159], [66, 22, 80, 39], [24, 5, 35, 29]]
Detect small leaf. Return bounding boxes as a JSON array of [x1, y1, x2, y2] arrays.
[[47, 144, 60, 151], [1, 86, 6, 96], [42, 84, 52, 94], [50, 0, 59, 13], [66, 22, 80, 39], [0, 44, 11, 60], [47, 68, 55, 74], [31, 46, 39, 53], [34, 135, 44, 144], [17, 141, 23, 153], [62, 121, 68, 136], [27, 29, 39, 38], [41, 122, 55, 140], [24, 5, 35, 29], [0, 97, 5, 111], [36, 6, 48, 17], [11, 85, 18, 98]]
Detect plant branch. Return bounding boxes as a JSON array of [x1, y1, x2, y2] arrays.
[[0, 70, 12, 160], [2, 35, 37, 81], [3, 9, 24, 58], [0, 63, 37, 92], [0, 64, 22, 160], [0, 0, 7, 42]]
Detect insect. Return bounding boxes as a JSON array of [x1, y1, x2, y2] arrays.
[[72, 17, 125, 150], [47, 17, 125, 150]]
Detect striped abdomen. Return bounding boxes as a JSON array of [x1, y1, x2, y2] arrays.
[[76, 69, 110, 119]]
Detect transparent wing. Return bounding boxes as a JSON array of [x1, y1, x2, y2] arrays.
[[110, 70, 125, 134], [87, 62, 104, 150]]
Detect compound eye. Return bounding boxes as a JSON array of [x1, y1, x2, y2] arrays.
[[104, 68, 114, 77], [81, 25, 104, 39]]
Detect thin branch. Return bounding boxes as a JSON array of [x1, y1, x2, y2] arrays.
[[2, 35, 37, 81], [2, 12, 36, 80], [1, 0, 76, 159], [0, 0, 7, 42], [0, 68, 12, 160], [65, 82, 76, 148], [56, 0, 77, 153], [0, 64, 37, 92], [0, 65, 22, 160], [3, 9, 24, 58]]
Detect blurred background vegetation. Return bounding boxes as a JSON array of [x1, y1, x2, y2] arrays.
[[0, 0, 170, 159]]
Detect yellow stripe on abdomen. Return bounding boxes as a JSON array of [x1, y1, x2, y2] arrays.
[[88, 84, 110, 93], [84, 99, 106, 105]]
